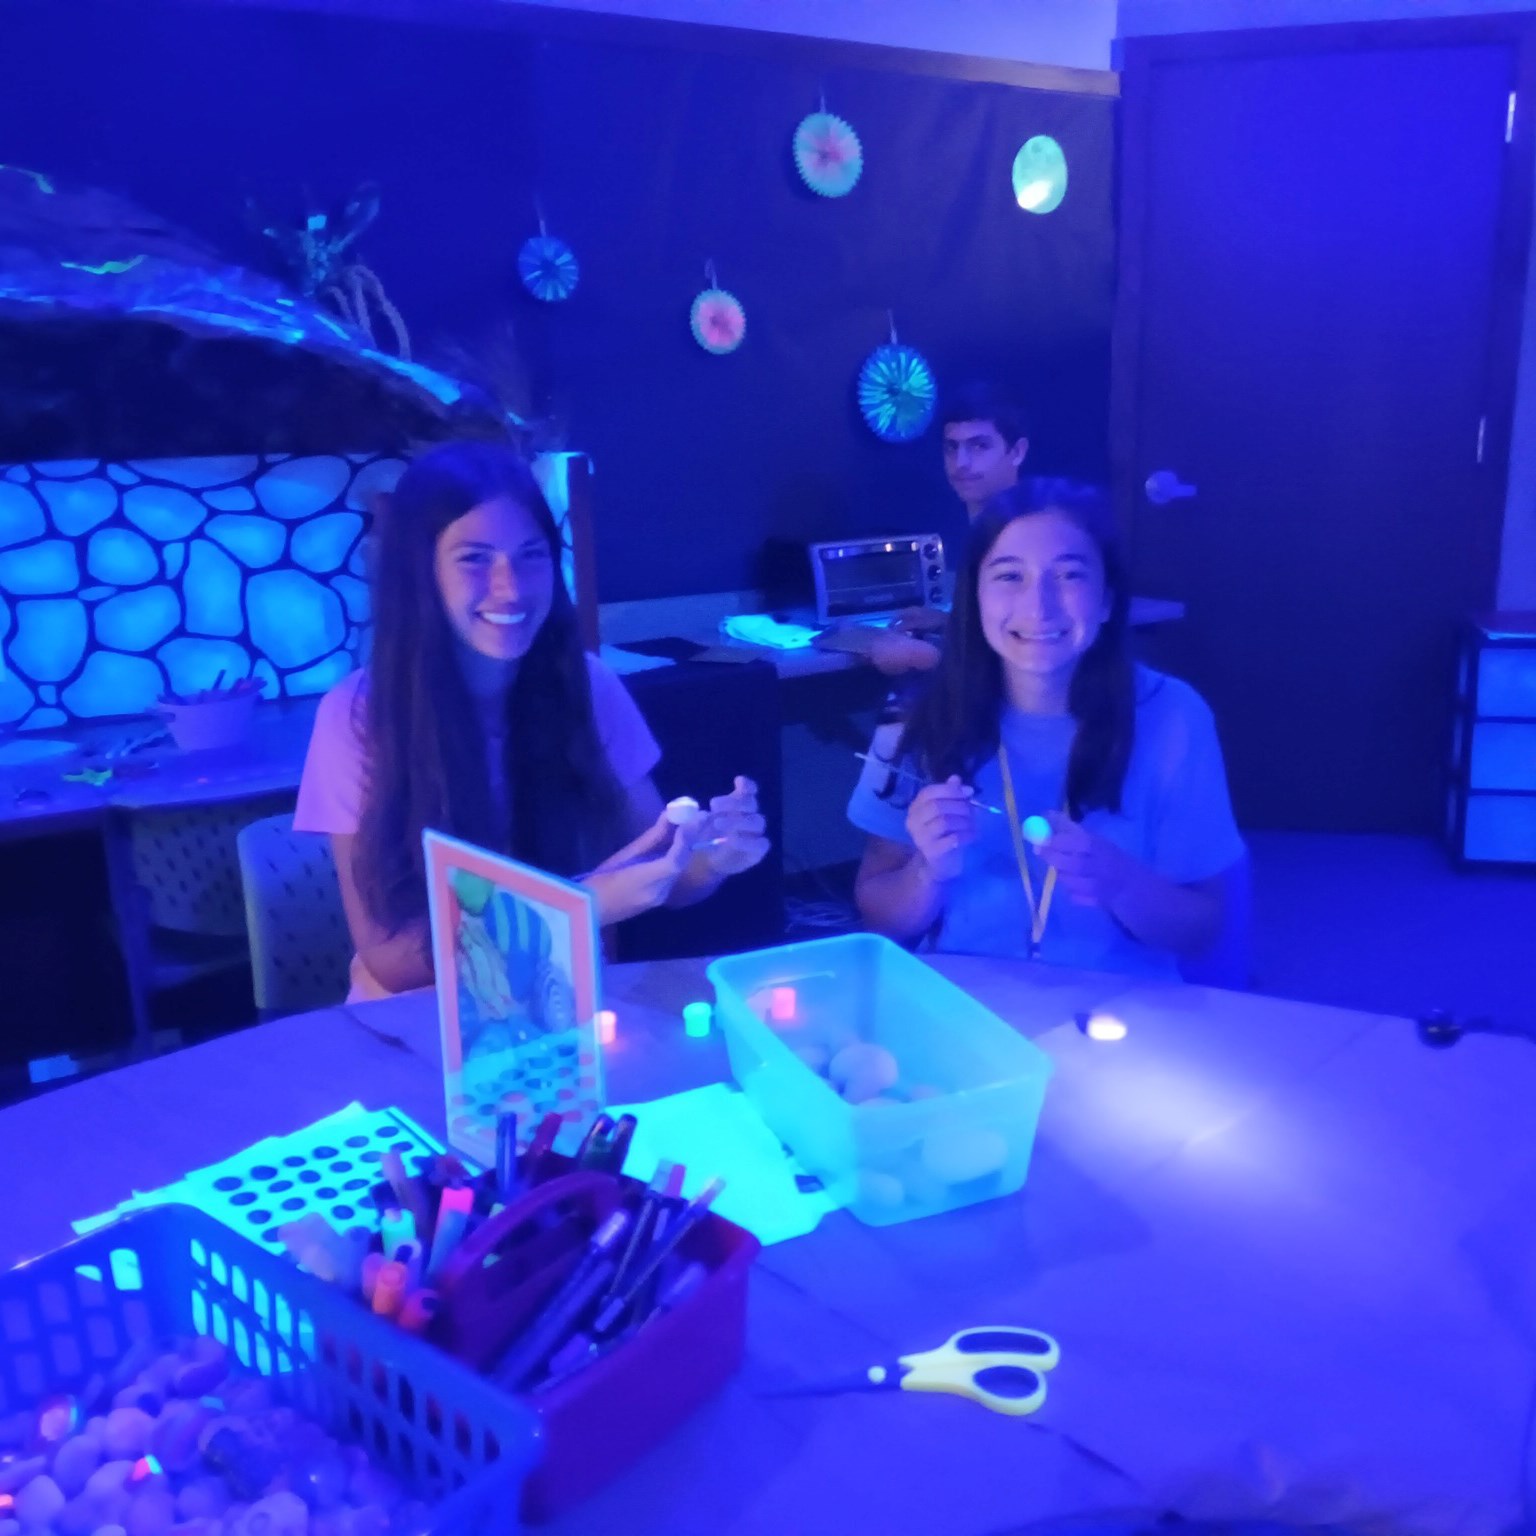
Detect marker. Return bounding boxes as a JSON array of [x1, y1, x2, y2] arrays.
[[641, 1260, 707, 1327], [360, 1251, 386, 1303], [427, 1186, 474, 1279], [381, 1150, 432, 1241], [629, 1162, 688, 1321], [380, 1206, 414, 1256], [591, 1178, 724, 1336], [392, 1239, 425, 1289], [371, 1260, 407, 1318], [397, 1289, 440, 1334]]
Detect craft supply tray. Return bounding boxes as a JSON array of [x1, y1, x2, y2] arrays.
[[708, 933, 1053, 1225]]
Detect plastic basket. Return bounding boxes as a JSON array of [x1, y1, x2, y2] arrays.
[[0, 1204, 540, 1535]]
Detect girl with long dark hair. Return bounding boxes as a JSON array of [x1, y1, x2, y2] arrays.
[[295, 439, 768, 1000], [849, 479, 1242, 977]]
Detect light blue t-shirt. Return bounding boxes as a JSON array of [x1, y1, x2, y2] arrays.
[[847, 668, 1245, 979]]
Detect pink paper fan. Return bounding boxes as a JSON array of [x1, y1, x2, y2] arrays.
[[690, 287, 746, 354]]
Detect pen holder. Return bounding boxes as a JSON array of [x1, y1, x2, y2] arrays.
[[436, 1155, 759, 1523], [433, 1170, 624, 1372]]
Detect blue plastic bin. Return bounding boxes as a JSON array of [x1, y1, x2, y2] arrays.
[[0, 1204, 540, 1534], [708, 934, 1053, 1225]]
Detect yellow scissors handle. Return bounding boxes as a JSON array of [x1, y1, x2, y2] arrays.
[[896, 1328, 1058, 1417]]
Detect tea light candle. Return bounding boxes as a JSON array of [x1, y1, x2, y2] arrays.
[[682, 1002, 713, 1038], [768, 986, 797, 1023], [597, 1010, 618, 1046]]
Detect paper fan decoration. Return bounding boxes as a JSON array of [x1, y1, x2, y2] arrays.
[[690, 271, 746, 354], [794, 110, 863, 197], [858, 325, 936, 442], [518, 232, 579, 302]]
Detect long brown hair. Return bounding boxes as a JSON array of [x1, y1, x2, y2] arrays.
[[354, 440, 625, 932], [889, 478, 1138, 817]]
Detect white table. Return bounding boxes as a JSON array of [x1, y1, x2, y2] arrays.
[[2, 956, 1529, 1534]]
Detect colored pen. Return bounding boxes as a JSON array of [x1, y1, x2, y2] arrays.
[[641, 1259, 707, 1328], [574, 1113, 616, 1168], [380, 1206, 414, 1256], [603, 1164, 671, 1306], [491, 1210, 632, 1389], [629, 1162, 688, 1321], [495, 1106, 519, 1200], [853, 753, 1004, 814], [393, 1238, 425, 1289], [521, 1112, 563, 1184], [592, 1179, 724, 1336]]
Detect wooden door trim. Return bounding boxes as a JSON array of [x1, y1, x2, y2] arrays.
[[1110, 13, 1536, 607]]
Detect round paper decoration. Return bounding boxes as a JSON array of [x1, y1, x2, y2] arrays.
[[518, 233, 580, 301], [691, 287, 746, 354], [1011, 135, 1068, 214], [858, 342, 936, 442], [794, 110, 864, 198]]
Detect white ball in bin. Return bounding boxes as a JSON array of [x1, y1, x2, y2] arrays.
[[921, 1127, 1009, 1185], [829, 1043, 899, 1102]]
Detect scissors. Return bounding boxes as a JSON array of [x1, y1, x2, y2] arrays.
[[773, 1325, 1060, 1417]]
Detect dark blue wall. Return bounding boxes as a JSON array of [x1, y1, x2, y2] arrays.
[[2, 1, 1115, 601]]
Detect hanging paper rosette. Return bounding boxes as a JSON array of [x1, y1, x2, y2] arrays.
[[858, 319, 936, 442], [794, 109, 863, 198], [518, 231, 579, 302], [690, 263, 746, 354]]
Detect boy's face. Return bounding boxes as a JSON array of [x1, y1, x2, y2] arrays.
[[943, 419, 1027, 514]]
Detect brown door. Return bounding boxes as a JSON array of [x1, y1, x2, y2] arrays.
[[1114, 18, 1534, 831]]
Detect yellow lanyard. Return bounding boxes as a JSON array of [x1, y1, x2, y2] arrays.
[[997, 745, 1057, 957]]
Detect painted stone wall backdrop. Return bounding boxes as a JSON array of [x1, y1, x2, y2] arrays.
[[0, 453, 404, 727]]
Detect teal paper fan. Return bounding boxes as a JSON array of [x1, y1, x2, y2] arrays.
[[858, 342, 936, 442], [518, 233, 579, 301], [794, 111, 863, 197]]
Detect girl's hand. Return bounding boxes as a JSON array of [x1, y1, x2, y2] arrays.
[[586, 812, 706, 921], [1036, 813, 1137, 910], [906, 777, 978, 884], [699, 776, 770, 877]]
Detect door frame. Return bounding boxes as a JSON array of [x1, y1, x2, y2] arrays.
[[1111, 14, 1536, 601]]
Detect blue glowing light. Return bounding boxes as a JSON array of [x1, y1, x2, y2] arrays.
[[123, 485, 207, 541], [345, 457, 405, 511], [37, 477, 117, 537], [128, 457, 257, 489], [518, 235, 580, 302], [285, 648, 354, 696], [0, 540, 80, 595], [185, 541, 243, 637], [0, 483, 45, 547], [63, 651, 165, 717], [87, 527, 157, 585], [857, 343, 937, 443], [207, 514, 286, 568], [10, 599, 88, 681], [333, 573, 370, 623], [291, 512, 362, 574], [0, 669, 32, 724], [248, 569, 345, 668], [95, 586, 180, 652], [255, 457, 350, 520]]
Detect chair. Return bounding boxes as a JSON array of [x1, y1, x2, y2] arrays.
[[105, 794, 294, 1049], [236, 815, 353, 1019], [1178, 849, 1254, 990]]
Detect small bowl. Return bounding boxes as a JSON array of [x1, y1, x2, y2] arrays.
[[157, 692, 258, 752]]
